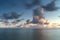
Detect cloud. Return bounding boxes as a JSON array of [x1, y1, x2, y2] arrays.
[[42, 0, 60, 11], [25, 0, 41, 9], [32, 8, 44, 24], [32, 0, 40, 5], [2, 12, 23, 19]]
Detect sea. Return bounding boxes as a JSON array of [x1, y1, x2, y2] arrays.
[[0, 28, 60, 40]]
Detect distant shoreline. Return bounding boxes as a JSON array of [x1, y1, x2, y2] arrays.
[[0, 28, 60, 30]]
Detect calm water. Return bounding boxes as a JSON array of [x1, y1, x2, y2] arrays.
[[0, 28, 60, 40]]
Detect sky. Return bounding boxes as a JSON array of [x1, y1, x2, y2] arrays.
[[0, 0, 60, 23]]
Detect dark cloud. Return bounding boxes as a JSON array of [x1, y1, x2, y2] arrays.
[[12, 19, 24, 24], [26, 19, 31, 24], [32, 0, 40, 5], [25, 0, 41, 9], [2, 13, 13, 19], [33, 9, 39, 16], [16, 19, 23, 22], [11, 12, 22, 19], [2, 12, 23, 19], [33, 8, 44, 18], [25, 3, 33, 9], [32, 8, 44, 24], [42, 0, 60, 11]]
